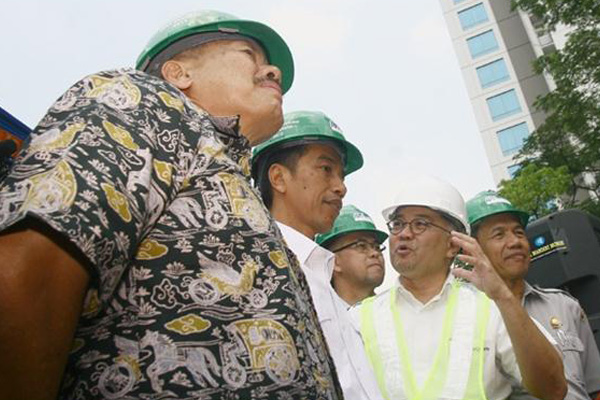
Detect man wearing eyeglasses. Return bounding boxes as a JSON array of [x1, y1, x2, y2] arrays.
[[356, 175, 566, 400], [316, 205, 388, 306], [251, 111, 384, 400]]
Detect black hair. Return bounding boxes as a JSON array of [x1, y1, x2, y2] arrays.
[[253, 145, 308, 209]]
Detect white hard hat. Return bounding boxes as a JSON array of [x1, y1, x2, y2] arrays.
[[381, 174, 470, 234]]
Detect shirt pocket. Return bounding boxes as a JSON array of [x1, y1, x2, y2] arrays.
[[560, 333, 584, 353], [560, 333, 586, 384]]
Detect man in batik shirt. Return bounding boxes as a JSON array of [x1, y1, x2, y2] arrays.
[[0, 11, 342, 400]]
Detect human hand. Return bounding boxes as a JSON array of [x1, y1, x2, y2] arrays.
[[450, 231, 513, 301]]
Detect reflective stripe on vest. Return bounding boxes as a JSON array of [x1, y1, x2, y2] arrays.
[[360, 281, 491, 400]]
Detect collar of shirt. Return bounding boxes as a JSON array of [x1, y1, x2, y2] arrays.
[[394, 271, 455, 309], [205, 114, 252, 175], [522, 281, 540, 302], [276, 221, 335, 282]]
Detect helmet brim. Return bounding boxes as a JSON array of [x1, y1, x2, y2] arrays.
[[252, 135, 363, 178], [471, 210, 530, 231], [319, 227, 388, 248]]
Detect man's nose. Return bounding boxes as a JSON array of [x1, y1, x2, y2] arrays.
[[332, 173, 347, 199], [261, 64, 282, 86]]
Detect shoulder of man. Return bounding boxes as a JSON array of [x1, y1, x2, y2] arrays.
[[530, 284, 579, 303], [530, 285, 587, 318]]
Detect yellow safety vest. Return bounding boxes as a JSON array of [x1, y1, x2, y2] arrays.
[[360, 281, 491, 400]]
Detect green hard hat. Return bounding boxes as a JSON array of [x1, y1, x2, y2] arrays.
[[136, 10, 294, 94], [466, 190, 530, 231], [251, 110, 364, 179], [316, 205, 388, 248]]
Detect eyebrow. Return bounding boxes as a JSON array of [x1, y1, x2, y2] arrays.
[[488, 226, 507, 236], [317, 154, 339, 163], [236, 41, 267, 61]]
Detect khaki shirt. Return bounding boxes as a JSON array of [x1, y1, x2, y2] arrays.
[[510, 283, 600, 400]]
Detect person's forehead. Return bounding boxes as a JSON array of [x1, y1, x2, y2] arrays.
[[205, 37, 267, 57], [480, 213, 522, 232], [338, 231, 378, 244], [394, 206, 441, 220], [302, 143, 344, 164]]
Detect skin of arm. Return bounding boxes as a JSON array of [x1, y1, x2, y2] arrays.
[[0, 220, 90, 400], [451, 231, 567, 400]]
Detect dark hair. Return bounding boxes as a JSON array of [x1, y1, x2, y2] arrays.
[[441, 214, 466, 234], [253, 145, 308, 209], [470, 222, 482, 238]]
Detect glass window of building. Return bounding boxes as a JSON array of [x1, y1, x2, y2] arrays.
[[476, 58, 510, 88], [497, 122, 529, 156], [453, 0, 466, 4], [507, 164, 522, 178], [458, 3, 489, 30], [487, 89, 522, 121], [467, 30, 499, 58]]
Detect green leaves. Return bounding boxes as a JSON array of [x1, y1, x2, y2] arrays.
[[506, 0, 600, 218], [499, 164, 571, 219]]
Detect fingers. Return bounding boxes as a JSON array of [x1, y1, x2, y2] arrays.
[[450, 231, 481, 255], [456, 253, 478, 265], [451, 266, 474, 282]]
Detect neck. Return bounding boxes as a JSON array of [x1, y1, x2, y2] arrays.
[[505, 277, 526, 300], [271, 202, 315, 239], [333, 279, 375, 306], [399, 268, 449, 304]]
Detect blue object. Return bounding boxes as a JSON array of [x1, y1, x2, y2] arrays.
[[458, 3, 489, 31], [487, 89, 522, 121], [0, 106, 31, 140], [477, 58, 510, 89], [533, 235, 546, 248], [467, 30, 499, 58], [497, 122, 529, 156]]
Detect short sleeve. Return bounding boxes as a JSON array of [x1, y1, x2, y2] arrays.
[[496, 313, 559, 384], [0, 69, 200, 301]]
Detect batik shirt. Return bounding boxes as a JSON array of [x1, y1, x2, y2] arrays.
[[0, 69, 342, 400]]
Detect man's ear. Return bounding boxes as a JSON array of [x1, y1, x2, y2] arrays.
[[333, 255, 344, 273], [446, 237, 461, 260], [161, 60, 193, 90], [268, 163, 289, 196]]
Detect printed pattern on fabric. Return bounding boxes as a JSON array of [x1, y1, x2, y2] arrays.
[[0, 69, 342, 400]]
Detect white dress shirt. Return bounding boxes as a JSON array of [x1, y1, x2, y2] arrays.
[[277, 222, 384, 400], [353, 273, 557, 400]]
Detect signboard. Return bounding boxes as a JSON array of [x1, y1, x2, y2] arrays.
[[530, 230, 568, 261]]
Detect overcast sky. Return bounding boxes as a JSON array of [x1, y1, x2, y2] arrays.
[[1, 0, 496, 291]]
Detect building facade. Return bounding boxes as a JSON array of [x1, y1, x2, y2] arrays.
[[439, 0, 568, 185]]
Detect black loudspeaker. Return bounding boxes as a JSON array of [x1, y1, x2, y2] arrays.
[[526, 209, 600, 350]]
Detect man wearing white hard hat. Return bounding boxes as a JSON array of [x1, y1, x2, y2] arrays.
[[356, 175, 567, 400]]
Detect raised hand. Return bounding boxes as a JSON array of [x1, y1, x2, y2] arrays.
[[450, 231, 513, 302]]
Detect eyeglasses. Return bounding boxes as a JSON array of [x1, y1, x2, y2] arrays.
[[331, 240, 386, 254], [386, 218, 451, 235]]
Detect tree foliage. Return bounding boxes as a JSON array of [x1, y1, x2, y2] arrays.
[[508, 0, 600, 216], [499, 164, 571, 219]]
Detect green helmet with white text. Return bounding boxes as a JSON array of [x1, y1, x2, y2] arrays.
[[251, 110, 363, 182], [466, 190, 530, 234], [316, 205, 388, 248]]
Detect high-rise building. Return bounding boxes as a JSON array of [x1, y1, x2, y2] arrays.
[[439, 0, 569, 185]]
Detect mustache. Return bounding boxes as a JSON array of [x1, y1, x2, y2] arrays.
[[254, 75, 280, 86]]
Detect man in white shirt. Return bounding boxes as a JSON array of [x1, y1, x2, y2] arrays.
[[356, 174, 566, 400], [251, 110, 384, 400]]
